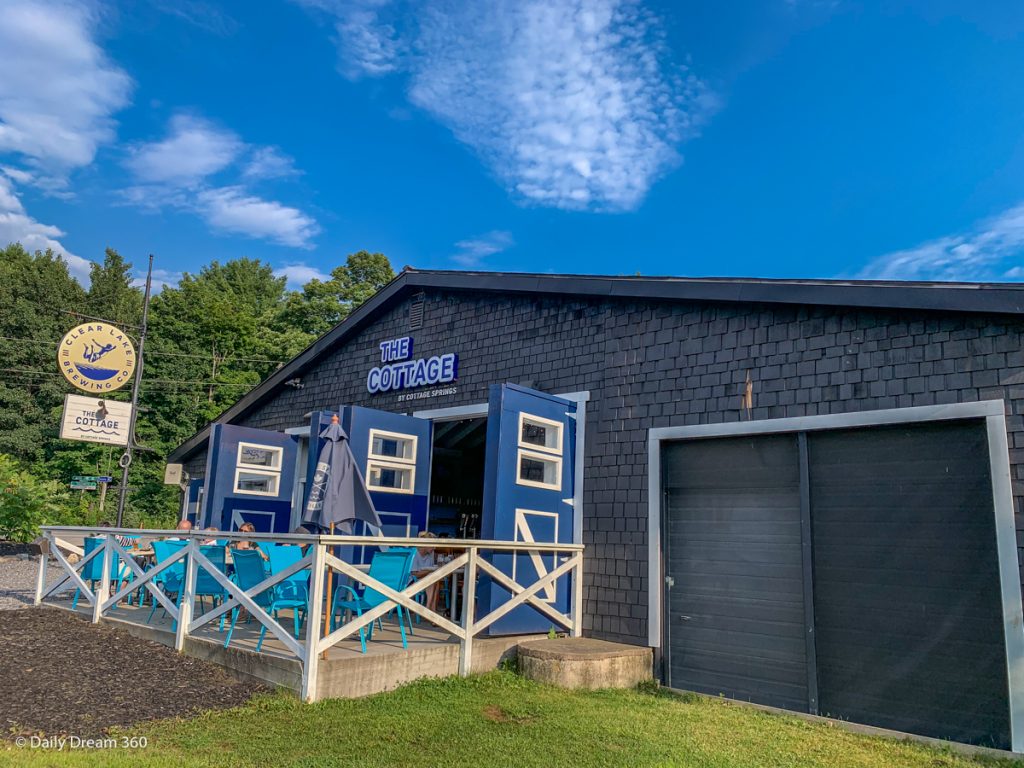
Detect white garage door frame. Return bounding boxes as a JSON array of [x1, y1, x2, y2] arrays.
[[647, 399, 1024, 751]]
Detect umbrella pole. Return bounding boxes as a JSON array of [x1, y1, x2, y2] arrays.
[[321, 522, 334, 660]]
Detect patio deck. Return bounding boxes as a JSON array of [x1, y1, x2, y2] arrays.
[[41, 567, 542, 699]]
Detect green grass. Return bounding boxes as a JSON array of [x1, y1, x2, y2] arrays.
[[2, 672, 1021, 768]]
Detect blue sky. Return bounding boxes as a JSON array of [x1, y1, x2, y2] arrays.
[[2, 0, 1024, 289]]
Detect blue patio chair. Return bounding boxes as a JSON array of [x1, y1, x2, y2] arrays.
[[389, 546, 420, 633], [266, 545, 309, 639], [147, 540, 187, 628], [72, 536, 133, 611], [330, 549, 415, 654], [194, 544, 229, 632], [223, 549, 275, 651], [257, 542, 277, 561]]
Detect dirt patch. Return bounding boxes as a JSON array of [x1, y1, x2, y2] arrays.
[[481, 704, 537, 725], [0, 608, 266, 738]]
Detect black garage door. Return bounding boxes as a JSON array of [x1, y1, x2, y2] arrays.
[[661, 418, 1011, 749]]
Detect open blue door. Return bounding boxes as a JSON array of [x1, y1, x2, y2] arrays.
[[481, 384, 577, 635], [203, 424, 299, 533]]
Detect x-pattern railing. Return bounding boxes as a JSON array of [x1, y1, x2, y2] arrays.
[[36, 527, 584, 702]]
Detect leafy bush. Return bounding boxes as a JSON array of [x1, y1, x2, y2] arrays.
[[0, 454, 76, 542]]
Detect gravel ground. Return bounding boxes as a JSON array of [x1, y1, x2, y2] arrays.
[[0, 554, 63, 611]]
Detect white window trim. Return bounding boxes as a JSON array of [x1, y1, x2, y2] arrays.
[[233, 467, 281, 497], [236, 441, 284, 471], [366, 458, 416, 495], [516, 448, 562, 491], [368, 428, 418, 464], [517, 412, 563, 455]]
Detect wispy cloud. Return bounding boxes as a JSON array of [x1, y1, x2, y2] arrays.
[[297, 0, 714, 212], [133, 267, 183, 292], [274, 262, 331, 288], [196, 187, 320, 248], [152, 0, 239, 36], [857, 203, 1024, 282], [125, 114, 243, 187], [122, 115, 319, 248], [451, 230, 514, 267], [0, 175, 91, 281], [243, 146, 301, 181]]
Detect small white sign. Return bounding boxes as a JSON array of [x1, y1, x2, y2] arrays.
[[60, 394, 131, 446]]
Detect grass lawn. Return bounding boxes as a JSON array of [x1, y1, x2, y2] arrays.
[[2, 672, 1021, 768]]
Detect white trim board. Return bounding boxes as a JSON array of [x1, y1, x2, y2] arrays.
[[646, 399, 1024, 751]]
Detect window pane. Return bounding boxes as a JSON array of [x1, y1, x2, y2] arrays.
[[239, 444, 280, 468], [519, 453, 559, 488], [236, 471, 278, 494], [371, 434, 414, 461], [369, 463, 413, 491], [521, 418, 560, 452]]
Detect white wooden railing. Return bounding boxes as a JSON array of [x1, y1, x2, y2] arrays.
[[35, 526, 585, 701]]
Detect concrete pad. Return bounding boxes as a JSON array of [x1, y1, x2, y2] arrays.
[[518, 637, 652, 689]]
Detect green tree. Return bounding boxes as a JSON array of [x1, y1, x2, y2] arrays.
[[280, 251, 395, 336]]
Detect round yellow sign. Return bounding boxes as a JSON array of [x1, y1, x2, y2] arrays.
[[57, 323, 136, 393]]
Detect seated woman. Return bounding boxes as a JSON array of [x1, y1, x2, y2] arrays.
[[232, 522, 269, 560], [410, 531, 440, 613], [201, 526, 221, 545]]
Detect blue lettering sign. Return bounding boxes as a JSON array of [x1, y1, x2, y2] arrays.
[[367, 345, 459, 394], [379, 337, 413, 363]]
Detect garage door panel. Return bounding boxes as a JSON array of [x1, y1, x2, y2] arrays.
[[808, 420, 1010, 749], [663, 434, 808, 712]]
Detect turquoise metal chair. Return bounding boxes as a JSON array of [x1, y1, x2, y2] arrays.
[[72, 536, 132, 610], [223, 549, 274, 651], [330, 549, 415, 654], [194, 544, 229, 631], [266, 545, 309, 639], [147, 540, 187, 628]]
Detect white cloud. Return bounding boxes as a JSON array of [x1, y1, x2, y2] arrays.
[[122, 116, 319, 248], [152, 0, 239, 35], [295, 0, 403, 78], [243, 147, 301, 180], [858, 203, 1024, 282], [0, 0, 132, 181], [132, 267, 183, 292], [299, 0, 715, 212], [196, 186, 321, 247], [0, 175, 91, 281], [451, 230, 514, 267], [125, 114, 243, 187], [274, 262, 331, 288]]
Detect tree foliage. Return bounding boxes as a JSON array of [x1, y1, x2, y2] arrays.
[[0, 243, 395, 536]]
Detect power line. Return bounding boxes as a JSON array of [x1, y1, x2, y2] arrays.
[[0, 368, 260, 389], [0, 335, 285, 365]]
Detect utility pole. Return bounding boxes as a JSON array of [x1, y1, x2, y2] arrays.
[[116, 254, 154, 527]]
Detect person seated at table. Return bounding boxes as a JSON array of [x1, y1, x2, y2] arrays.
[[411, 531, 440, 613], [201, 526, 220, 545], [232, 522, 269, 560]]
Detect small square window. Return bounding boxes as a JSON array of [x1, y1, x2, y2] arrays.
[[367, 461, 415, 494], [369, 430, 416, 462], [516, 449, 561, 490], [518, 414, 562, 455], [234, 469, 280, 496], [237, 442, 283, 470]]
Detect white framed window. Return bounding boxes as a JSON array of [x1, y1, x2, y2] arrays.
[[233, 468, 281, 496], [518, 413, 562, 455], [366, 460, 415, 494], [237, 442, 283, 471], [516, 448, 562, 490], [368, 429, 418, 463], [366, 429, 416, 494]]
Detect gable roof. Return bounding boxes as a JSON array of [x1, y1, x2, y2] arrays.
[[168, 268, 1024, 461]]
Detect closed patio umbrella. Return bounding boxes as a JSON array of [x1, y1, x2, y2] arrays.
[[302, 414, 381, 654]]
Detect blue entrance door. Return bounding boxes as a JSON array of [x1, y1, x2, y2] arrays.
[[203, 424, 299, 533], [481, 384, 577, 635]]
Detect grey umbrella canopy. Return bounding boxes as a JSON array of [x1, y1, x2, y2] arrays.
[[302, 415, 381, 534]]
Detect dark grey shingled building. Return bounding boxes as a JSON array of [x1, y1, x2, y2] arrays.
[[170, 269, 1024, 750]]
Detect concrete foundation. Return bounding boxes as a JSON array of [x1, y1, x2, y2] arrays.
[[518, 637, 652, 689]]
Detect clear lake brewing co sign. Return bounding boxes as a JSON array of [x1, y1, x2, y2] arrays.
[[57, 323, 136, 392]]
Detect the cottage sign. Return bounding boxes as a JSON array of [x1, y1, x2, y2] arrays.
[[366, 336, 458, 394]]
